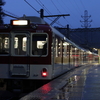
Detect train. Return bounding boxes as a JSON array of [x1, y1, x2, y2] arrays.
[[0, 16, 98, 91]]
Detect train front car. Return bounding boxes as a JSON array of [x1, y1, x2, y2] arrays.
[[0, 17, 54, 91], [10, 19, 53, 79]]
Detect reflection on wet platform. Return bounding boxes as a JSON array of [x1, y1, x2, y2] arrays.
[[51, 64, 100, 100], [20, 64, 100, 100], [67, 64, 100, 100]]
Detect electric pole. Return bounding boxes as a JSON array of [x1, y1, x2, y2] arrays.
[[80, 10, 92, 28], [40, 9, 70, 26]]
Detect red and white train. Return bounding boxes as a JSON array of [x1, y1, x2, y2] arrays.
[[0, 16, 98, 91]]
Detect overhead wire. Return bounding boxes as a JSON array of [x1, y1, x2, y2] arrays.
[[23, 0, 97, 41], [31, 0, 93, 28], [3, 9, 19, 18], [35, 0, 55, 25], [64, 0, 95, 28], [79, 0, 96, 28], [3, 0, 92, 42], [57, 27, 88, 43], [70, 31, 87, 42], [57, 1, 88, 41], [74, 0, 82, 14], [5, 0, 96, 28], [50, 0, 85, 28], [50, 0, 71, 27], [50, 0, 68, 27], [51, 0, 61, 14], [67, 28, 89, 45], [68, 0, 81, 16], [50, 0, 64, 26], [74, 0, 92, 27], [61, 0, 76, 15], [35, 0, 64, 27], [47, 18, 65, 27], [70, 34, 88, 47], [35, 0, 75, 28], [80, 0, 86, 10], [24, 0, 40, 14], [35, 0, 52, 15], [56, 0, 73, 28], [61, 0, 82, 24]]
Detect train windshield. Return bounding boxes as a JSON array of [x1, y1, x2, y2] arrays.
[[0, 33, 9, 54], [14, 34, 27, 55], [32, 33, 48, 56]]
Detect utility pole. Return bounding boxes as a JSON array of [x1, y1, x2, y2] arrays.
[[80, 10, 92, 28], [40, 9, 70, 26]]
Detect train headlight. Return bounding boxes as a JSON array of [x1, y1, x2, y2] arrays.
[[11, 20, 30, 26], [42, 68, 48, 77]]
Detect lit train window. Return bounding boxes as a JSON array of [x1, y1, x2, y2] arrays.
[[0, 33, 9, 54], [32, 33, 48, 56], [14, 35, 27, 55], [55, 38, 58, 57], [14, 37, 18, 48], [63, 42, 69, 57], [58, 40, 62, 57], [22, 37, 27, 51]]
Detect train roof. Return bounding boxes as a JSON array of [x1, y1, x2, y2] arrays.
[[19, 16, 47, 24], [49, 25, 90, 52]]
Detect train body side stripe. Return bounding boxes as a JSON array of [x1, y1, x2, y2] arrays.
[[0, 56, 51, 64]]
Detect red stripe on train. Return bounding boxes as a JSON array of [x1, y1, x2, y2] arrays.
[[0, 56, 51, 64]]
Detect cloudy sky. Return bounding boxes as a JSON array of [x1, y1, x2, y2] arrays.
[[2, 0, 100, 28]]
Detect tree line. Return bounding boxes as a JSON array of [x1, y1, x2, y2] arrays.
[[0, 0, 5, 24]]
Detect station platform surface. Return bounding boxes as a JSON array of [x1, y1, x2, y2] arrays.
[[68, 64, 100, 100], [20, 64, 100, 100]]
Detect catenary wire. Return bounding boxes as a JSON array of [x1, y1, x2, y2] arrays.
[[3, 9, 19, 18], [36, 0, 52, 15], [61, 0, 81, 23], [50, 0, 73, 27], [80, 0, 86, 10], [51, 0, 61, 14], [74, 0, 83, 14], [35, 0, 65, 27], [69, 0, 81, 15], [24, 0, 40, 14], [56, 0, 74, 28]]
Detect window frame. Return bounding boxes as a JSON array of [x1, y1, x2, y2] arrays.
[[0, 32, 10, 55], [11, 32, 29, 56], [31, 33, 49, 57]]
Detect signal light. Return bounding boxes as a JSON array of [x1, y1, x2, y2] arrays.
[[42, 68, 48, 77]]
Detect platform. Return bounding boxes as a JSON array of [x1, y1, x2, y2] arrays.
[[20, 64, 100, 100], [68, 64, 100, 100]]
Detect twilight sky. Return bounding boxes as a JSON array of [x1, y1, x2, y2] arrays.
[[2, 0, 100, 28]]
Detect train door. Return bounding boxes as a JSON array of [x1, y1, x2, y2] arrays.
[[10, 32, 30, 77], [0, 33, 10, 78]]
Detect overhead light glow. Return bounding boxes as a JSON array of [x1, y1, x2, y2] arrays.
[[12, 20, 28, 25]]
